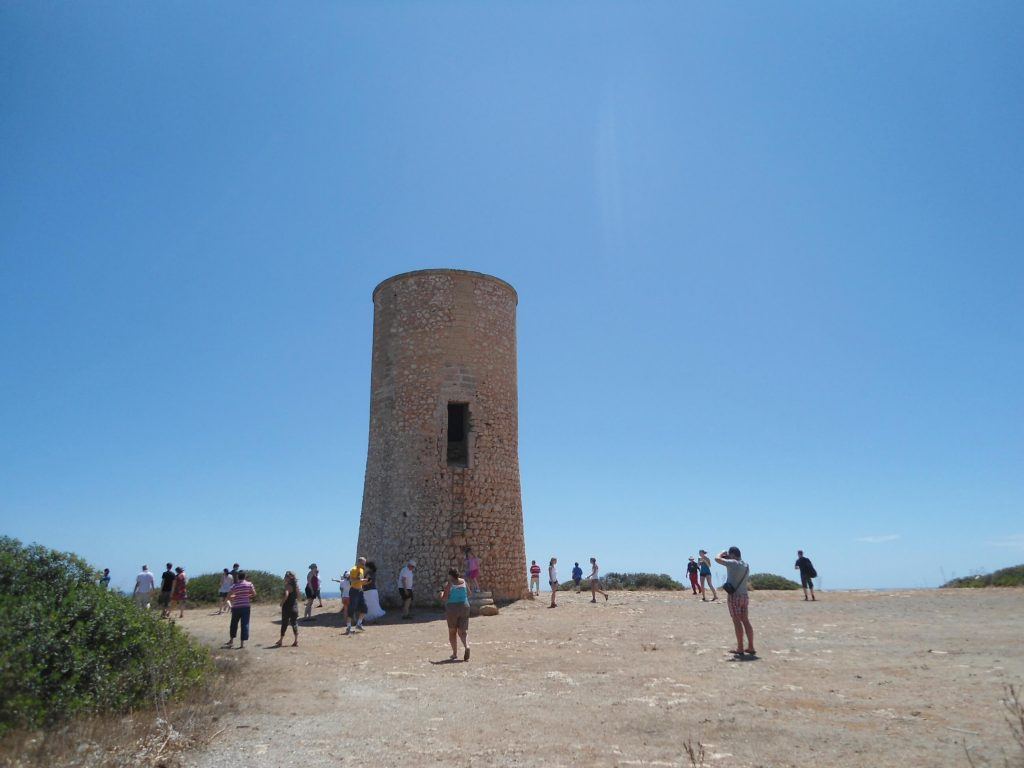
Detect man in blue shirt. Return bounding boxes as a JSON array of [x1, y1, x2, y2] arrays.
[[571, 562, 583, 593]]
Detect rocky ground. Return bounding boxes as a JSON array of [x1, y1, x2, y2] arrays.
[[177, 589, 1024, 767]]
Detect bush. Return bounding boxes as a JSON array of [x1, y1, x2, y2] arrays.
[[0, 536, 211, 736], [558, 572, 684, 591], [748, 573, 801, 590], [941, 564, 1024, 588], [186, 569, 284, 605]]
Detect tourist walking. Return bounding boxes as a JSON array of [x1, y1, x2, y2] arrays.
[[133, 565, 155, 609], [345, 556, 369, 635], [99, 568, 111, 590], [465, 547, 482, 595], [571, 562, 583, 593], [794, 550, 817, 601], [698, 550, 718, 602], [171, 566, 188, 618], [273, 570, 300, 647], [159, 563, 176, 618], [548, 557, 559, 608], [439, 568, 471, 661], [529, 560, 541, 595], [218, 568, 234, 614], [398, 559, 415, 619], [686, 557, 701, 596], [715, 547, 754, 656], [589, 557, 609, 602], [224, 570, 256, 649]]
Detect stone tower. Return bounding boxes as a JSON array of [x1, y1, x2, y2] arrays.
[[356, 269, 527, 605]]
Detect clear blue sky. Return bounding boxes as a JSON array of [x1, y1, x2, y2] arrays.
[[2, 3, 1022, 592]]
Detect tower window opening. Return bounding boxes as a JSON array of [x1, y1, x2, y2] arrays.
[[447, 403, 469, 467]]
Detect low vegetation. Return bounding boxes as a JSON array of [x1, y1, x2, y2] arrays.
[[748, 573, 802, 590], [186, 569, 284, 604], [0, 536, 211, 737], [942, 564, 1024, 589], [558, 572, 684, 591]]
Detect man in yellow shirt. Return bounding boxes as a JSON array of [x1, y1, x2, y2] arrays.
[[345, 556, 368, 635]]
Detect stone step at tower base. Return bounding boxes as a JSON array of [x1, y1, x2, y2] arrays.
[[470, 590, 499, 616]]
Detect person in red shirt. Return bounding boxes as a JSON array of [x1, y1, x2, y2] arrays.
[[529, 560, 541, 595]]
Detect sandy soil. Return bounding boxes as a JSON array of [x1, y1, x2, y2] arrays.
[[177, 589, 1024, 768]]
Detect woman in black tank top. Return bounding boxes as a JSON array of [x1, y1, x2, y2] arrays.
[[273, 571, 300, 647]]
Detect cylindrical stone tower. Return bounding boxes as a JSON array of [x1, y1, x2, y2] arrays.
[[357, 269, 527, 605]]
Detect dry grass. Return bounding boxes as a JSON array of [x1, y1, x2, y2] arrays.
[[0, 658, 237, 768], [964, 684, 1024, 768]]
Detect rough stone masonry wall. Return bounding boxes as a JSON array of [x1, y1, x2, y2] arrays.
[[356, 270, 528, 605]]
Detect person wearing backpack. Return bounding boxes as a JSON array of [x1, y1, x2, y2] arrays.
[[715, 547, 754, 657], [794, 550, 817, 601]]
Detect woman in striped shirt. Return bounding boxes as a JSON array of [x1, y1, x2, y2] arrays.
[[224, 571, 256, 649]]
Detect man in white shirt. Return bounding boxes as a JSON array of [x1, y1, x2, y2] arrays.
[[133, 565, 155, 610], [398, 559, 415, 619]]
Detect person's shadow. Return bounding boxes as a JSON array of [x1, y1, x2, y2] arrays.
[[429, 658, 463, 665]]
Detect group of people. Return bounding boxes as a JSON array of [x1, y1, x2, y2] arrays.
[[119, 545, 817, 660], [132, 563, 189, 619], [530, 556, 610, 608]]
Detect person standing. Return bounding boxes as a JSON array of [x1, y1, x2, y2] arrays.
[[794, 550, 817, 601], [588, 557, 609, 603], [159, 563, 176, 618], [698, 550, 718, 602], [465, 547, 482, 596], [363, 561, 386, 621], [398, 559, 415, 619], [439, 568, 471, 661], [715, 547, 754, 656], [686, 557, 701, 596], [133, 565, 155, 609], [273, 570, 300, 648], [303, 564, 318, 620], [98, 568, 111, 590], [529, 560, 541, 595], [571, 562, 583, 593], [171, 566, 188, 619], [548, 557, 559, 608], [218, 568, 234, 614], [345, 556, 369, 635], [224, 570, 256, 649]]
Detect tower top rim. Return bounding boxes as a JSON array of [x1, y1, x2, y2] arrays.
[[372, 269, 518, 304]]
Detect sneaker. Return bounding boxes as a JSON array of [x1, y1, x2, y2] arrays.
[[355, 624, 365, 632], [344, 627, 352, 636]]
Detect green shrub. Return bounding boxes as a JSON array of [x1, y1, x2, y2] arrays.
[[558, 572, 684, 591], [0, 537, 211, 736], [186, 569, 284, 605], [942, 564, 1024, 588], [748, 573, 801, 590]]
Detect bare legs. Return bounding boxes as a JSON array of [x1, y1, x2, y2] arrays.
[[549, 582, 558, 608], [701, 574, 717, 601], [731, 616, 755, 654], [590, 580, 608, 603]]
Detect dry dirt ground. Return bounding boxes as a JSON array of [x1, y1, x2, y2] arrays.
[[177, 589, 1023, 768]]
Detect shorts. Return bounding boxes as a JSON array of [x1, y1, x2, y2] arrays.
[[445, 603, 470, 631], [727, 593, 749, 620], [801, 575, 814, 588], [467, 571, 480, 581], [398, 588, 414, 601], [305, 585, 314, 600], [573, 577, 581, 586], [219, 590, 230, 598], [549, 580, 558, 588], [347, 588, 367, 619], [158, 591, 172, 607], [134, 592, 151, 608]]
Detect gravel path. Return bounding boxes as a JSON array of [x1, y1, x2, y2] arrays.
[[177, 589, 1024, 767]]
